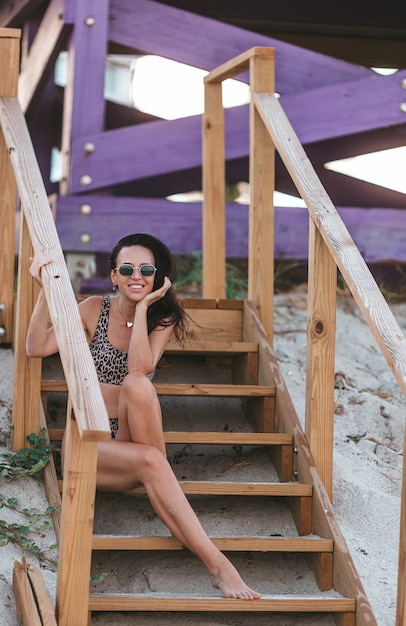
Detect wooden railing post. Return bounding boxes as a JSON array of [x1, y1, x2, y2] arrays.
[[305, 220, 337, 498], [202, 80, 226, 299], [12, 215, 42, 450], [397, 415, 406, 625], [0, 28, 20, 346], [249, 51, 275, 345], [57, 401, 98, 626]]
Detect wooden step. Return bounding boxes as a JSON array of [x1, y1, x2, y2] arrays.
[[154, 383, 275, 397], [165, 340, 258, 355], [92, 534, 333, 553], [88, 593, 355, 613], [48, 430, 291, 445], [130, 481, 312, 497], [58, 480, 311, 498], [159, 431, 290, 445], [41, 381, 275, 396]]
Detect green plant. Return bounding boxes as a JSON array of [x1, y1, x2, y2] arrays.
[[175, 252, 248, 298], [0, 496, 58, 563], [1, 429, 54, 479], [0, 429, 57, 563]]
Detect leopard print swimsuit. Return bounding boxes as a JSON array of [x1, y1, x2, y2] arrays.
[[89, 294, 154, 438]]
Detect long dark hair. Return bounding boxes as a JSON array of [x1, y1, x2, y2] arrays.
[[109, 233, 186, 343]]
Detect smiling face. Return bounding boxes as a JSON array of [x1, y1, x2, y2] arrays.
[[111, 245, 156, 300]]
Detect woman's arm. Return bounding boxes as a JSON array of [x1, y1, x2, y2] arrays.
[[127, 277, 174, 374], [26, 256, 59, 358], [26, 287, 59, 358]]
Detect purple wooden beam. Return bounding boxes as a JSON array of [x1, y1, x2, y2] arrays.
[[0, 0, 44, 27], [109, 0, 371, 95], [18, 0, 69, 113], [63, 0, 109, 139], [69, 70, 406, 194], [55, 195, 406, 263]]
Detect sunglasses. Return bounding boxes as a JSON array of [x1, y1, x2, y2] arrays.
[[114, 263, 157, 277]]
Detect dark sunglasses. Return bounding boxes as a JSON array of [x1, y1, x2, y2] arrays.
[[114, 263, 157, 277]]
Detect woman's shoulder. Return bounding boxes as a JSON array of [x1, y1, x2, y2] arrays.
[[78, 294, 108, 321], [78, 294, 106, 310], [78, 294, 109, 336]]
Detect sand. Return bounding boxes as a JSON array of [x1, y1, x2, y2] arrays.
[[0, 290, 404, 625]]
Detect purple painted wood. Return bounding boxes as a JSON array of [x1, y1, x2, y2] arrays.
[[0, 0, 43, 27], [69, 69, 406, 194], [281, 71, 406, 145], [108, 0, 371, 96], [65, 0, 109, 138], [55, 195, 406, 263]]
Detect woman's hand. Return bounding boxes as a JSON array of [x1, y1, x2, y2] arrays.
[[29, 254, 53, 286], [139, 276, 172, 308]]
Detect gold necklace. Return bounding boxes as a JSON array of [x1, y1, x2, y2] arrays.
[[117, 299, 134, 328]]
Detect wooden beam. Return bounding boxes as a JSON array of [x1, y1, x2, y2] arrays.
[[254, 91, 406, 399], [0, 96, 110, 441], [0, 0, 43, 27], [68, 70, 406, 194], [248, 49, 275, 344], [57, 405, 98, 625], [12, 215, 42, 450], [305, 220, 337, 499], [18, 0, 69, 113], [0, 27, 20, 345], [53, 195, 406, 263], [109, 0, 371, 94], [60, 0, 109, 194], [202, 79, 226, 299]]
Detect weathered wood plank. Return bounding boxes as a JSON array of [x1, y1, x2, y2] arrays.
[[89, 593, 355, 612], [25, 559, 57, 626], [12, 215, 42, 449], [13, 559, 43, 626], [255, 92, 406, 398], [0, 28, 20, 345], [131, 480, 312, 496], [0, 96, 110, 441], [57, 406, 98, 626], [165, 340, 257, 354], [248, 49, 275, 344], [92, 535, 333, 553], [154, 383, 275, 397], [305, 220, 337, 498], [202, 79, 225, 298]]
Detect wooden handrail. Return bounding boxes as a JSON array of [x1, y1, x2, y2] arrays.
[[253, 90, 406, 624], [0, 95, 110, 443], [254, 92, 406, 395]]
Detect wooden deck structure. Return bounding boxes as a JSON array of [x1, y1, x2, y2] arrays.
[[2, 22, 406, 626], [0, 0, 405, 273]]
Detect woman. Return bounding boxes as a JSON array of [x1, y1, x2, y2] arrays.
[[26, 233, 261, 600]]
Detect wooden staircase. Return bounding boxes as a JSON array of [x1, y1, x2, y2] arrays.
[[6, 34, 403, 624], [37, 298, 370, 625]]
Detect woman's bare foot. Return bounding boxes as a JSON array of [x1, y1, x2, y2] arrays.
[[210, 558, 261, 600]]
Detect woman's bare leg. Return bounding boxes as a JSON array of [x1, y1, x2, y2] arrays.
[[115, 372, 166, 455], [97, 440, 261, 600]]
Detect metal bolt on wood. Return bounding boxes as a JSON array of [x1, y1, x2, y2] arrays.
[[80, 174, 92, 186], [83, 142, 95, 154]]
